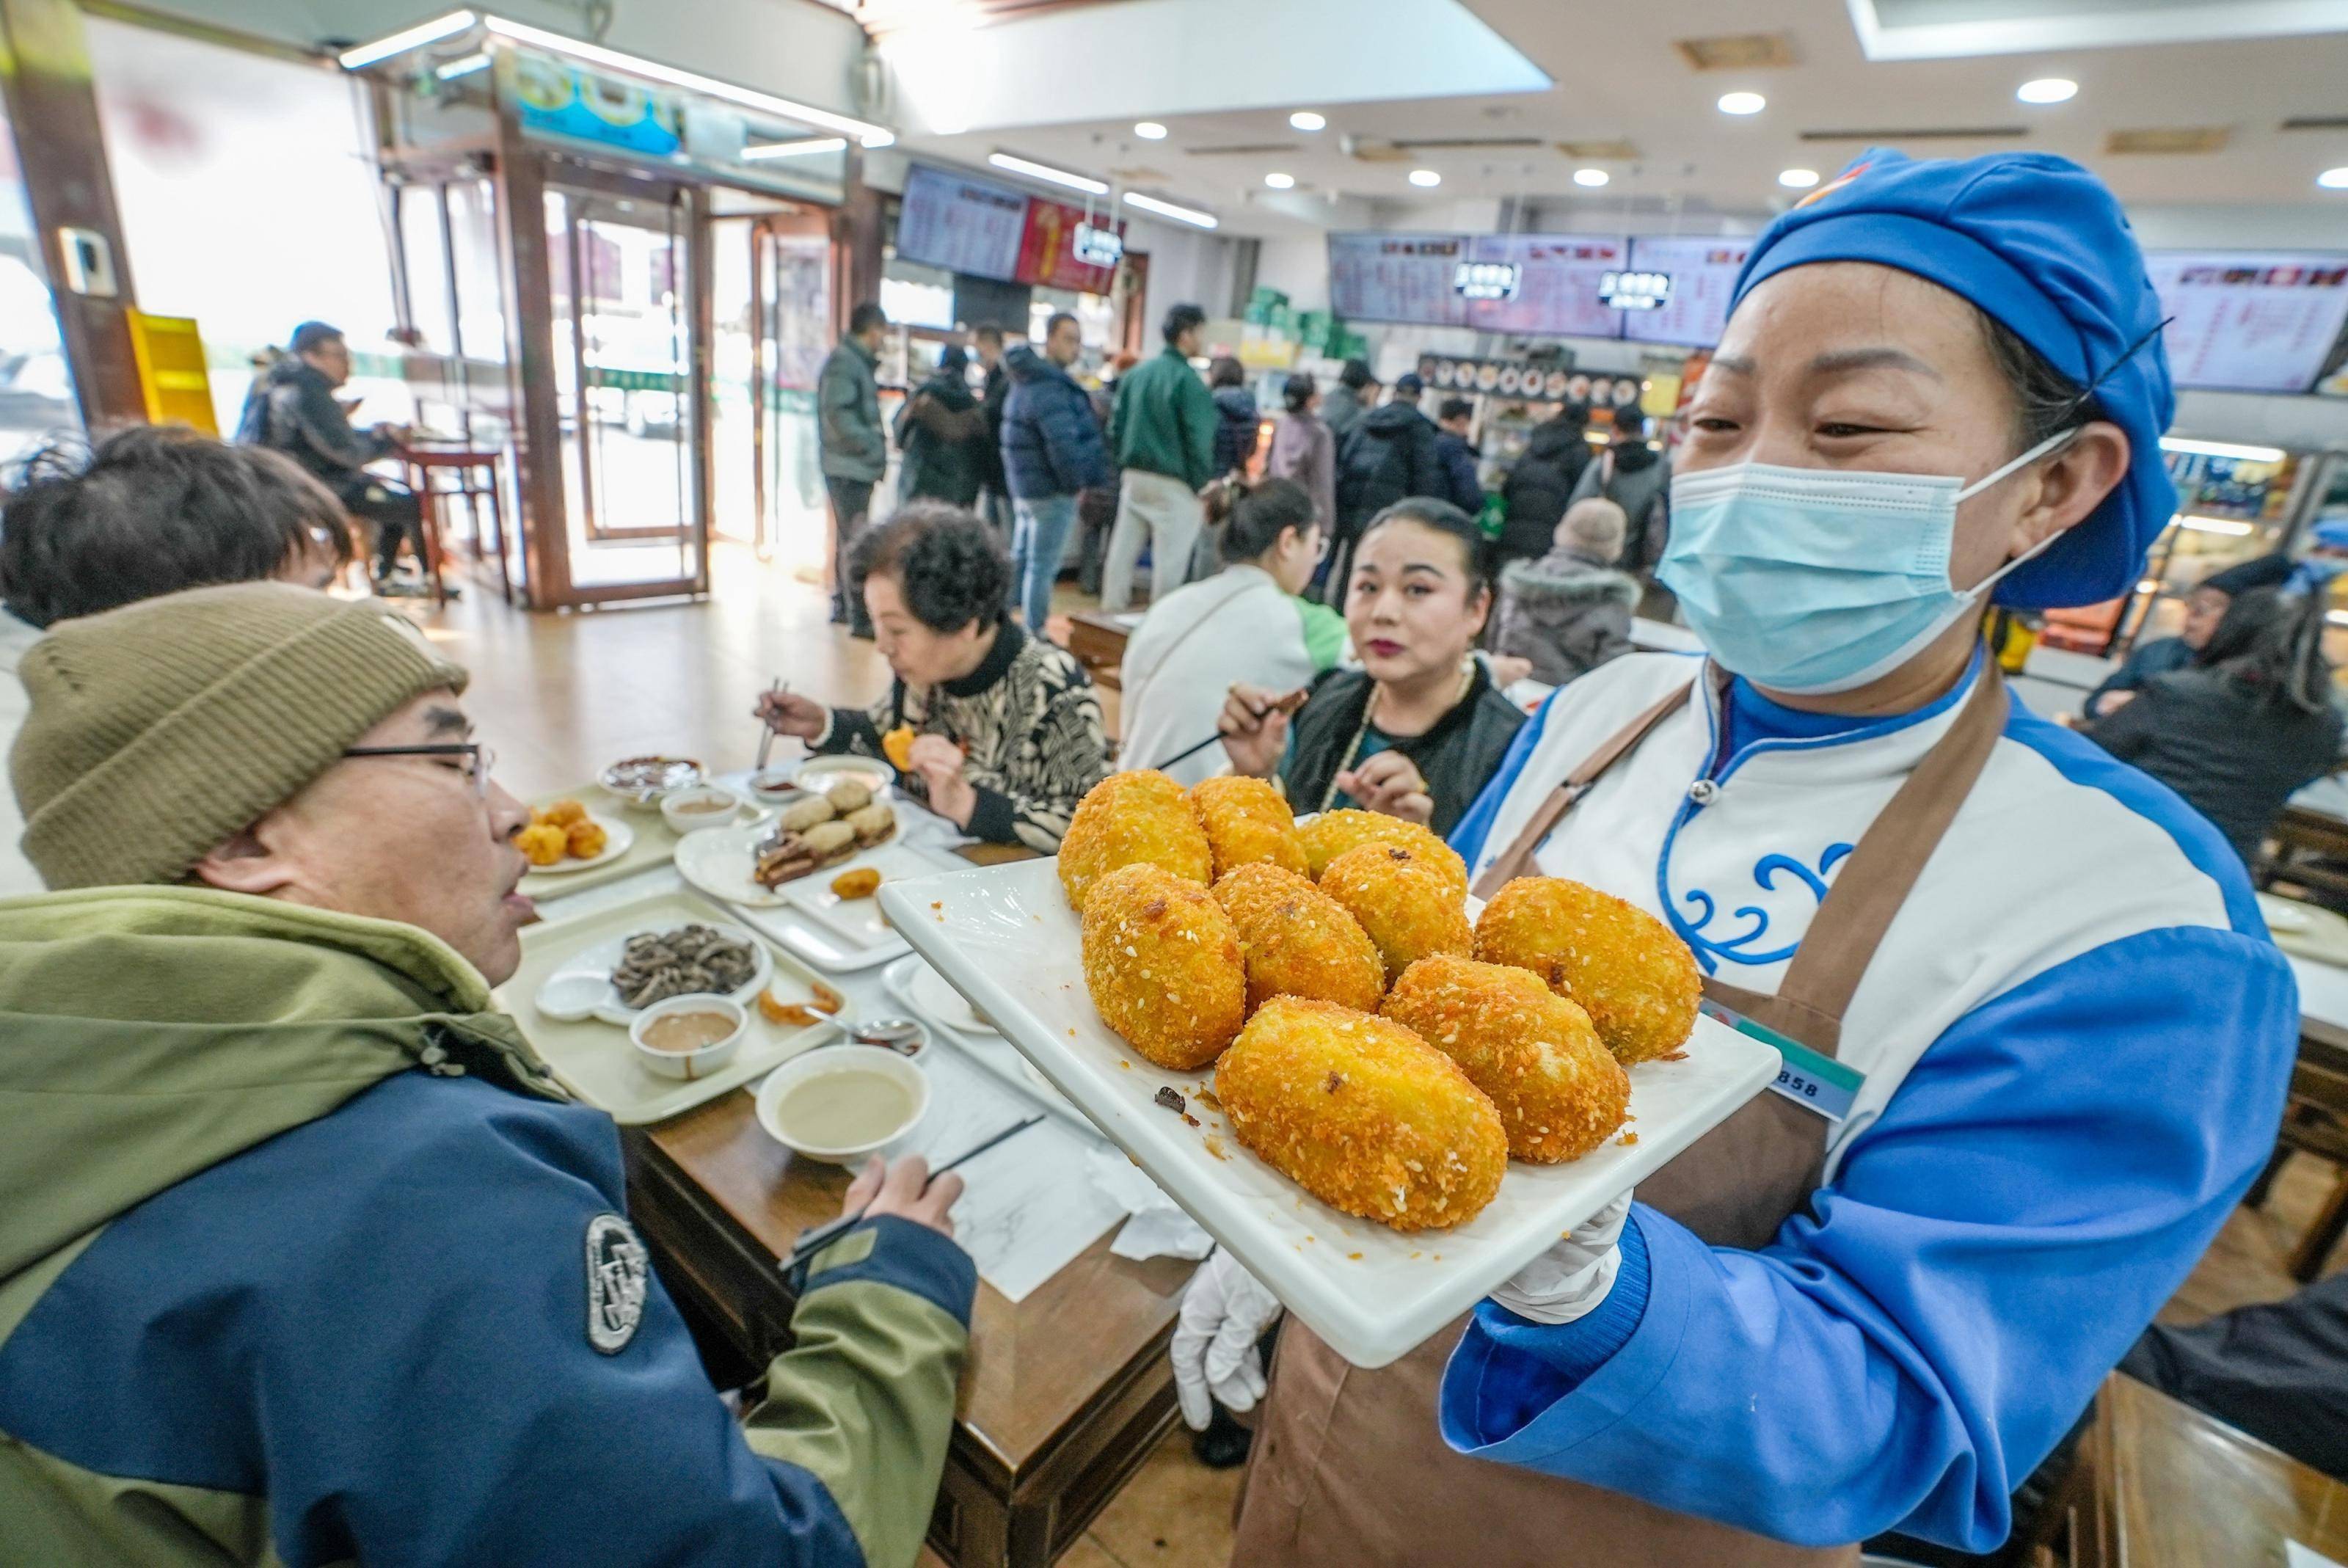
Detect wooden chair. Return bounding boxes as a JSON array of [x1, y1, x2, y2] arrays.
[[2245, 1029, 2348, 1281]]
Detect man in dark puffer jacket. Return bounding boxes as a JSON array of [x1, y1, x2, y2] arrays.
[[1002, 312, 1111, 632]]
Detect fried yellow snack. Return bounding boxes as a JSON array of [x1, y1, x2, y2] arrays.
[[1297, 808, 1468, 893], [1189, 775, 1308, 880], [882, 726, 917, 771], [1080, 861, 1247, 1070], [1474, 876, 1699, 1065], [564, 819, 609, 861], [1058, 770, 1213, 912], [830, 866, 882, 900], [1318, 843, 1472, 984], [516, 823, 569, 867], [538, 798, 588, 828], [1211, 863, 1384, 1014], [1382, 955, 1630, 1162], [1216, 996, 1505, 1232]]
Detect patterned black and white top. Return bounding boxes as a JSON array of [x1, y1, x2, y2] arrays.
[[814, 619, 1111, 850]]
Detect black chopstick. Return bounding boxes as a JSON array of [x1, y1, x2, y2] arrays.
[[1153, 731, 1225, 772], [779, 1114, 1046, 1272]]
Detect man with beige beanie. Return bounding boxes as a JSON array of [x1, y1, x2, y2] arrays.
[[0, 582, 975, 1568]]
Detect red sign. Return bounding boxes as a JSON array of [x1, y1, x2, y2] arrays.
[[1017, 194, 1122, 293]]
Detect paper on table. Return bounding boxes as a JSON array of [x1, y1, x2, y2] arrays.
[[2289, 1542, 2346, 1568], [1093, 1150, 1214, 1262]]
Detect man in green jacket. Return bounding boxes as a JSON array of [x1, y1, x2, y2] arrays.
[[0, 582, 976, 1567], [1101, 302, 1217, 611], [820, 301, 891, 636]]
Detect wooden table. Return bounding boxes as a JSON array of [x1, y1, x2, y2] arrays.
[[1065, 610, 1135, 692]]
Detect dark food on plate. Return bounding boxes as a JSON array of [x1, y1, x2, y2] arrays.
[[1216, 996, 1506, 1231], [611, 925, 758, 1009], [1297, 809, 1468, 891], [1318, 844, 1473, 984], [1060, 770, 1214, 912], [1080, 861, 1247, 1070], [1474, 876, 1699, 1065], [1211, 863, 1385, 1013], [1381, 955, 1630, 1162], [1190, 774, 1309, 880]]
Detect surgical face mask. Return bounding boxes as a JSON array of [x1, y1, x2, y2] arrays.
[[1658, 429, 2077, 695]]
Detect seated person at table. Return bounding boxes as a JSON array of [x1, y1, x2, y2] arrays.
[[1219, 498, 1525, 835], [0, 426, 353, 896], [2079, 584, 2346, 866], [1490, 496, 1639, 688], [237, 318, 440, 598], [0, 582, 974, 1568], [2077, 553, 2295, 719], [756, 502, 1112, 850], [1119, 476, 1346, 785]]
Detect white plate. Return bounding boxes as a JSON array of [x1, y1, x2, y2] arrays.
[[2261, 894, 2315, 934], [783, 842, 947, 946], [795, 754, 897, 802], [532, 917, 773, 1027], [910, 961, 997, 1035], [525, 812, 635, 875], [878, 857, 1780, 1371], [675, 823, 792, 908]]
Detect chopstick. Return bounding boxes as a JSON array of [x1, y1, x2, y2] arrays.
[[1153, 730, 1225, 773], [754, 679, 784, 773], [779, 1114, 1046, 1272]]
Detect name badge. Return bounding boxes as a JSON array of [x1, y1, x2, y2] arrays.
[[1697, 998, 1863, 1122]]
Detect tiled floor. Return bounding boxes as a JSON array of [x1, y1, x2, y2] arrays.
[[418, 541, 2334, 1567]]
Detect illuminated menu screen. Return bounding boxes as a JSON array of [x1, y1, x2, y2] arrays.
[[897, 165, 1029, 283], [1465, 234, 1626, 337], [1327, 232, 1471, 327], [2145, 250, 2348, 394], [1622, 236, 1754, 349]]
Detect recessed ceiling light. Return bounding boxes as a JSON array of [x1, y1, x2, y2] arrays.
[[1289, 111, 1326, 132], [1717, 91, 1766, 116], [1409, 168, 1442, 187], [2322, 167, 2348, 190], [1264, 172, 1296, 189], [1134, 121, 1167, 140], [1573, 167, 1610, 187], [1779, 167, 1820, 188], [2017, 78, 2078, 104]]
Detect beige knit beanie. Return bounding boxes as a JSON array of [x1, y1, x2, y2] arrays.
[[12, 581, 468, 889]]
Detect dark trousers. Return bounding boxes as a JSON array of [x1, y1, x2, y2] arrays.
[[333, 474, 426, 581], [825, 475, 875, 630]]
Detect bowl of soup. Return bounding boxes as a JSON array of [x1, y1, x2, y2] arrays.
[[754, 1045, 930, 1164], [661, 784, 746, 834], [630, 995, 748, 1080]]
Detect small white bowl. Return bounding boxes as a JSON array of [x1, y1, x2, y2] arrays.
[[630, 995, 748, 1081], [661, 785, 746, 834], [755, 1045, 930, 1164], [795, 755, 895, 802], [747, 770, 806, 806]]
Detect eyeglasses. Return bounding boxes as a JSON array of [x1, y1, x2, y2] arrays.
[[341, 742, 495, 798]]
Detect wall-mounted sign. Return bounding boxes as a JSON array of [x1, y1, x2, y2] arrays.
[[1454, 260, 1521, 301], [1073, 222, 1123, 270], [899, 164, 1125, 295], [1600, 270, 1673, 311]]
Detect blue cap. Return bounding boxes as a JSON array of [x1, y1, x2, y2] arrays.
[[1731, 147, 2176, 610], [288, 321, 343, 354]]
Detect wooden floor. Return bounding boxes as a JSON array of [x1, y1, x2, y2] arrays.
[[412, 541, 2331, 1568]]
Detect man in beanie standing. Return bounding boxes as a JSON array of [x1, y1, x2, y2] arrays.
[[0, 583, 975, 1567]]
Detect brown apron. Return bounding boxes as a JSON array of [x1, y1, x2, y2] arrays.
[[1230, 663, 2009, 1568]]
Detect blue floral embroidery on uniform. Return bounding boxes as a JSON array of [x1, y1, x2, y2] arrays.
[[1674, 842, 1854, 972]]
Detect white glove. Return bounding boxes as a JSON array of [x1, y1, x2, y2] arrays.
[[1487, 1191, 1633, 1326], [1170, 1248, 1284, 1430]]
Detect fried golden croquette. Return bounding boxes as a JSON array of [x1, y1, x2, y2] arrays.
[[1474, 876, 1699, 1065], [1317, 843, 1472, 983], [516, 823, 569, 867], [1211, 863, 1385, 1013], [563, 819, 609, 860], [1189, 775, 1308, 880], [538, 798, 588, 828], [1216, 996, 1506, 1231], [1382, 955, 1630, 1162], [1297, 809, 1468, 892], [1081, 862, 1247, 1070], [1059, 770, 1214, 911]]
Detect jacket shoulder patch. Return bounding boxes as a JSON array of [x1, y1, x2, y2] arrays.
[[584, 1213, 649, 1354]]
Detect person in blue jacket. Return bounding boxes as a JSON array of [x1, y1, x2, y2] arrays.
[[1433, 395, 1486, 517], [1001, 311, 1112, 631], [1182, 148, 2297, 1567]]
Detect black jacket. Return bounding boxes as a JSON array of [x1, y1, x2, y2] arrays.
[[2081, 666, 2344, 865], [238, 356, 390, 485], [1333, 401, 1444, 540], [1281, 661, 1527, 837], [1497, 417, 1592, 561], [1569, 440, 1671, 572], [896, 371, 989, 507], [979, 362, 1010, 492], [1211, 386, 1261, 478]]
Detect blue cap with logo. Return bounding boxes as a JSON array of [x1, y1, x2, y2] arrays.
[[1730, 147, 2176, 610]]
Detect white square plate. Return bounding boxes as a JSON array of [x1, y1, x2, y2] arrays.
[[879, 857, 1780, 1369]]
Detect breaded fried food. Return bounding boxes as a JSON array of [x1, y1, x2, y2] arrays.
[[1189, 775, 1308, 879], [882, 726, 917, 771], [564, 819, 609, 860], [537, 798, 588, 828], [516, 822, 569, 867], [1217, 996, 1506, 1231], [1297, 809, 1468, 893], [1081, 862, 1247, 1070], [1382, 955, 1630, 1162], [1059, 770, 1213, 911], [1474, 876, 1699, 1065], [1318, 843, 1472, 983], [1211, 863, 1385, 1013]]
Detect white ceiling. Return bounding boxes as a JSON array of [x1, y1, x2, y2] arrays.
[[894, 0, 2348, 239]]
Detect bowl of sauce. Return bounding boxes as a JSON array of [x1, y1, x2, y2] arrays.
[[754, 1045, 930, 1164], [630, 995, 748, 1081], [661, 784, 747, 834]]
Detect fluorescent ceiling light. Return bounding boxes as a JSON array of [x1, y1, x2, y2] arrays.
[[477, 15, 894, 145], [1409, 168, 1442, 187], [1134, 121, 1167, 140], [2017, 77, 2078, 103], [1573, 167, 1610, 187], [434, 50, 491, 80], [1779, 167, 1820, 189], [1717, 91, 1767, 115], [338, 9, 477, 69], [2322, 167, 2348, 190], [1264, 172, 1295, 189], [2174, 514, 2257, 536], [1289, 111, 1326, 132], [743, 136, 847, 161], [2159, 436, 2287, 462], [988, 152, 1108, 195], [1123, 191, 1218, 229]]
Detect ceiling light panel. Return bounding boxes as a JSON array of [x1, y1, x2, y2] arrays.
[[1717, 91, 1767, 115], [988, 151, 1109, 194]]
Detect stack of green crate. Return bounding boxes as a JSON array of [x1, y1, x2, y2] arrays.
[[1244, 285, 1288, 327]]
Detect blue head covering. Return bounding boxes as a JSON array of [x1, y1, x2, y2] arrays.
[[934, 344, 970, 380], [1730, 147, 2176, 610]]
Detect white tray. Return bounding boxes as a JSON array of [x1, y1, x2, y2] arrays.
[[883, 955, 1094, 1135], [878, 857, 1780, 1369]]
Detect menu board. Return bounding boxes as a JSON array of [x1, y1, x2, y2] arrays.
[[1327, 233, 1472, 327], [1622, 237, 1755, 349], [2144, 251, 2348, 394], [1016, 193, 1122, 294], [1465, 235, 1626, 338], [897, 165, 1029, 283]]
